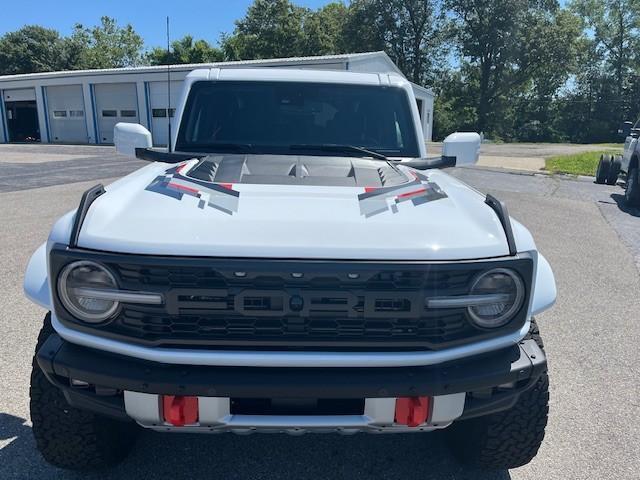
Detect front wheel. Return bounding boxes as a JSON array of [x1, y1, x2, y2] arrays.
[[625, 166, 640, 207], [30, 313, 138, 470], [446, 322, 549, 469]]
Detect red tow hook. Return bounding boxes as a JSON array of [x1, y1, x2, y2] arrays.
[[394, 396, 430, 427], [162, 395, 199, 426]]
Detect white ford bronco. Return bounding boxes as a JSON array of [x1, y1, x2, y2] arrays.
[[24, 68, 556, 471]]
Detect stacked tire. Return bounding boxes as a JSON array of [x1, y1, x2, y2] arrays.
[[595, 154, 621, 185]]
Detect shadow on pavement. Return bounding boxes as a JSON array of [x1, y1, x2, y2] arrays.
[[611, 193, 640, 217], [0, 412, 511, 480]]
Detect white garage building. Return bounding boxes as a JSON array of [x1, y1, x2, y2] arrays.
[[0, 51, 434, 147]]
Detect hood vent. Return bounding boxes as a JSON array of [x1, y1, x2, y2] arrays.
[[186, 154, 411, 188]]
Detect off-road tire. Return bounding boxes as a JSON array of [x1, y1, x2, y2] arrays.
[[595, 154, 611, 184], [30, 313, 138, 470], [607, 156, 622, 185], [446, 320, 549, 470], [625, 166, 640, 207]]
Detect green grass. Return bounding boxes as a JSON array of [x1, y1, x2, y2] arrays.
[[545, 151, 621, 176]]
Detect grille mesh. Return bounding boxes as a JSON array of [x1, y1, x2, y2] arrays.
[[101, 262, 500, 349]]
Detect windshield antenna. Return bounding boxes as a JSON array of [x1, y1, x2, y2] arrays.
[[166, 16, 172, 152]]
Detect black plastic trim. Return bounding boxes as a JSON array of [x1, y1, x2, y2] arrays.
[[69, 184, 105, 248], [135, 147, 203, 163], [36, 333, 546, 401], [485, 194, 517, 256], [49, 245, 534, 351], [401, 155, 456, 170]]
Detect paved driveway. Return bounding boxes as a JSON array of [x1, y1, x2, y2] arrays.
[[0, 145, 639, 479]]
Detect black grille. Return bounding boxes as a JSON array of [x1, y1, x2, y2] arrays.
[[50, 248, 533, 351]]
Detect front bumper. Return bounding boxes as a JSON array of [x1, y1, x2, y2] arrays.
[[36, 333, 546, 432]]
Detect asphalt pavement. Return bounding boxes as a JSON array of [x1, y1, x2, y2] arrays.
[[1, 145, 639, 480]]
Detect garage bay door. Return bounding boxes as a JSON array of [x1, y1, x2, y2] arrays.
[[3, 88, 40, 142], [94, 83, 139, 144], [46, 85, 88, 143], [147, 81, 181, 146]]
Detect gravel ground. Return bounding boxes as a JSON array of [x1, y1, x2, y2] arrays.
[[0, 146, 639, 479]]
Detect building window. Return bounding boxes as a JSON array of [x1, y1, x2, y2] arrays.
[[121, 110, 137, 117], [152, 108, 175, 118], [102, 110, 117, 117], [69, 110, 84, 118], [53, 110, 67, 118]]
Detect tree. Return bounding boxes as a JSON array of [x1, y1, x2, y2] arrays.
[[445, 0, 581, 138], [509, 9, 583, 141], [222, 0, 309, 60], [70, 16, 144, 69], [147, 36, 223, 65], [344, 0, 447, 84], [571, 0, 640, 98], [303, 2, 349, 55], [0, 26, 66, 75]]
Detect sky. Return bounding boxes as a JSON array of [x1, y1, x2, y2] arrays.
[[0, 0, 335, 49]]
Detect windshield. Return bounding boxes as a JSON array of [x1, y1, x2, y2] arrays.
[[175, 81, 420, 157]]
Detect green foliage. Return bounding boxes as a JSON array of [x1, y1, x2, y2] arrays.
[[147, 36, 223, 65], [3, 1, 640, 144], [0, 26, 67, 74], [222, 0, 309, 60], [303, 3, 349, 55], [70, 17, 144, 69], [344, 0, 447, 84], [545, 150, 621, 176], [0, 17, 144, 75]]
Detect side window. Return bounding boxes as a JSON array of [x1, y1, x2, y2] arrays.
[[634, 116, 640, 129]]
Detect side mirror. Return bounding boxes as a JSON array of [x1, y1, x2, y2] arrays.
[[114, 123, 152, 157], [618, 121, 633, 138], [442, 132, 481, 166]]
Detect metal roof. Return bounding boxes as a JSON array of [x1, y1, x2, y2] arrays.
[[0, 51, 433, 96]]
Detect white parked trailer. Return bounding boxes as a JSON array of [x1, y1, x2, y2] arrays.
[[0, 51, 435, 146]]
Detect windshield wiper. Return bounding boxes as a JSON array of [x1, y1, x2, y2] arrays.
[[290, 144, 388, 161]]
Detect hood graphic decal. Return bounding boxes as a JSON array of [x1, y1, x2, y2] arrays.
[[145, 163, 240, 215], [358, 171, 446, 218]]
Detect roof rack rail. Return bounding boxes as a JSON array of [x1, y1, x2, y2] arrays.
[[485, 194, 517, 256], [69, 184, 105, 248]]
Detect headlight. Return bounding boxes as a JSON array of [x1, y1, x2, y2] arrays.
[[467, 268, 525, 328], [57, 261, 119, 323]]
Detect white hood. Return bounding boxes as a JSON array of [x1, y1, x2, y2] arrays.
[[77, 159, 511, 260]]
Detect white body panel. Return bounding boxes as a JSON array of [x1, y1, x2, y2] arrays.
[[442, 132, 481, 166], [74, 164, 507, 260], [113, 123, 152, 156]]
